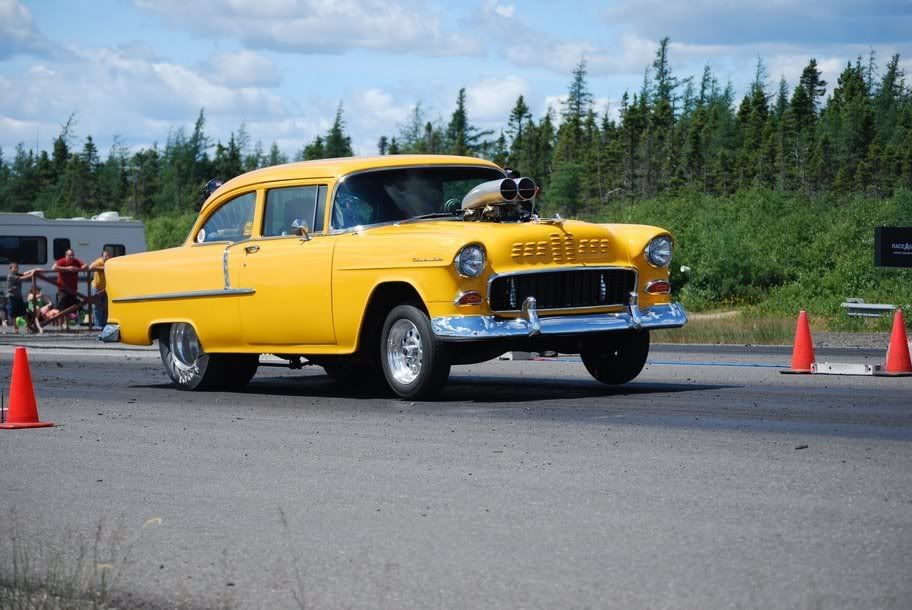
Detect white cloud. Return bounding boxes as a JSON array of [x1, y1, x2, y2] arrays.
[[505, 33, 656, 77], [133, 0, 482, 57], [0, 0, 52, 58], [483, 1, 515, 18], [0, 44, 291, 154], [604, 0, 912, 46], [466, 75, 528, 122], [350, 88, 413, 128], [205, 50, 281, 87]]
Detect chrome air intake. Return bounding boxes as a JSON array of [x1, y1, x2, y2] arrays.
[[462, 177, 537, 211], [515, 177, 536, 199]]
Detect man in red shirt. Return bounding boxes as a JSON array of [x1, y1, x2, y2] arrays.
[[52, 249, 87, 324]]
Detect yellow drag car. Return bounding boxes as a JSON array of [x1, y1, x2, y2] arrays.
[[101, 155, 687, 399]]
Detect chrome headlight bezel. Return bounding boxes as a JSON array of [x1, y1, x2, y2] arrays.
[[645, 236, 673, 267], [455, 244, 486, 278]]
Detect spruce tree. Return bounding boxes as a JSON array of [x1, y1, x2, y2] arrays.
[[267, 142, 287, 166], [323, 104, 354, 158], [506, 95, 532, 171]]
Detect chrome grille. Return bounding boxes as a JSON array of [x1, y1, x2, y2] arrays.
[[489, 268, 636, 312]]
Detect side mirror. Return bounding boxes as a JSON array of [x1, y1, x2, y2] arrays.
[[291, 219, 311, 241]]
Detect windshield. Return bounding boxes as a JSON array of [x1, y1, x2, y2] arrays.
[[331, 166, 505, 230]]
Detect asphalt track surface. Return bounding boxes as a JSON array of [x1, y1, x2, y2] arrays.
[[0, 339, 910, 609]]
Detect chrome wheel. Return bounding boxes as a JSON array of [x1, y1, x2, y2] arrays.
[[386, 319, 423, 385], [168, 323, 208, 385]]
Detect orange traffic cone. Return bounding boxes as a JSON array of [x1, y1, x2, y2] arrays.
[[781, 310, 816, 374], [0, 346, 53, 429], [881, 309, 912, 376]]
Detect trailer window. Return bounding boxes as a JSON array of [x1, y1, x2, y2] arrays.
[[0, 236, 48, 265], [53, 238, 71, 260], [104, 244, 126, 257]]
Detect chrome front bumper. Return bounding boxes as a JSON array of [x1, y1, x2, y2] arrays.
[[99, 324, 120, 343], [431, 293, 687, 340]]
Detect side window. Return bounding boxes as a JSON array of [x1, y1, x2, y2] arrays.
[[263, 186, 320, 237], [196, 192, 256, 244], [331, 187, 374, 230], [53, 238, 71, 260], [0, 236, 47, 264], [104, 244, 126, 257]]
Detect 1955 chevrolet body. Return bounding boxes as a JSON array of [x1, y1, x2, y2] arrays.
[[101, 155, 687, 399]]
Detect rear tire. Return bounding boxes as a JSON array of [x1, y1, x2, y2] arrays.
[[580, 330, 650, 385], [380, 305, 450, 400], [158, 323, 258, 391]]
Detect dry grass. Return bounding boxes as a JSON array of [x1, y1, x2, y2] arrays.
[[0, 513, 133, 610], [656, 314, 797, 345]]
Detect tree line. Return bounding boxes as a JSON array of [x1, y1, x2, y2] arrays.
[[1, 37, 911, 221]]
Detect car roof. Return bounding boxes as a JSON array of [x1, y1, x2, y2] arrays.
[[203, 154, 504, 213]]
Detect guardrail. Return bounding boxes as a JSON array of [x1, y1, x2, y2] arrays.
[[841, 299, 896, 318], [26, 269, 105, 330]]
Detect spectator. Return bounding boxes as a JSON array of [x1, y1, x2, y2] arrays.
[[28, 287, 59, 330], [52, 248, 86, 327], [89, 250, 111, 330], [0, 272, 7, 332], [6, 262, 37, 335]]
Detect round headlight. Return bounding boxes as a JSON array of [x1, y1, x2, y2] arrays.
[[455, 245, 486, 277], [645, 236, 673, 267]]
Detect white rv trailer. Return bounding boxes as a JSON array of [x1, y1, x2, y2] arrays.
[[0, 211, 146, 302]]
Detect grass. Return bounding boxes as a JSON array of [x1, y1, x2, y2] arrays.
[[0, 509, 311, 610], [656, 309, 900, 345], [657, 314, 798, 345], [0, 513, 133, 610], [599, 189, 912, 319]]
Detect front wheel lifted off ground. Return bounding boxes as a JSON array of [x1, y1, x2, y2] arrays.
[[380, 304, 450, 400], [158, 323, 258, 391], [580, 329, 650, 385]]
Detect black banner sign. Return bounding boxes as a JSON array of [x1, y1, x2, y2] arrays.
[[875, 226, 912, 268]]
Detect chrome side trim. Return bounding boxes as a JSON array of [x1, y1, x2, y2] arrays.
[[112, 288, 255, 303], [223, 244, 231, 289], [431, 303, 688, 340], [99, 324, 120, 343], [486, 266, 639, 313]]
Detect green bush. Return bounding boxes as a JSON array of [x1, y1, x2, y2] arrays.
[[144, 212, 197, 251], [594, 189, 912, 316]]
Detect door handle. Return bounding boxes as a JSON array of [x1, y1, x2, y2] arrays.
[[244, 245, 260, 254]]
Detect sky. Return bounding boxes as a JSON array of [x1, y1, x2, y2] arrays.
[[1, 0, 911, 159]]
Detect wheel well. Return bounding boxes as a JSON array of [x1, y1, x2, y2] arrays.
[[149, 322, 169, 343], [356, 282, 426, 357], [149, 321, 197, 344]]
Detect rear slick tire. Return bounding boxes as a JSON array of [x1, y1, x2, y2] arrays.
[[158, 323, 258, 391], [580, 329, 650, 385], [380, 305, 450, 400]]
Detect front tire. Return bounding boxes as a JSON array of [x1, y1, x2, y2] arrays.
[[380, 305, 450, 400], [580, 330, 650, 385], [158, 323, 258, 391]]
